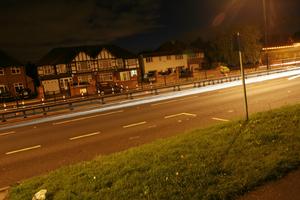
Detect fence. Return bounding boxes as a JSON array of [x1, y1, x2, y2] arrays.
[[1, 66, 299, 122]]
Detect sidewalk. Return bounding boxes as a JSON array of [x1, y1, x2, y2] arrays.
[[0, 187, 8, 200], [239, 168, 300, 200]]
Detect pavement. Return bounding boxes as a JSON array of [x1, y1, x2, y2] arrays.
[[0, 71, 300, 199], [0, 187, 8, 200], [239, 168, 300, 200]]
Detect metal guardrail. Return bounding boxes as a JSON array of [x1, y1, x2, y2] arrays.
[[0, 66, 299, 122]]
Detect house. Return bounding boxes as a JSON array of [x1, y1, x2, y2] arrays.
[[261, 42, 300, 68], [37, 45, 140, 97], [139, 50, 205, 84], [0, 50, 35, 99]]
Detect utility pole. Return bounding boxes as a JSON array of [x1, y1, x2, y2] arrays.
[[236, 32, 249, 121]]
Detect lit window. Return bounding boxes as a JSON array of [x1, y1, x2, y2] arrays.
[[98, 73, 113, 82], [116, 59, 124, 67], [120, 71, 130, 81], [78, 75, 92, 85], [146, 57, 153, 63], [59, 78, 72, 90], [77, 62, 90, 72], [38, 66, 55, 75], [0, 85, 6, 93], [14, 83, 24, 92], [130, 69, 138, 77], [11, 66, 21, 74], [127, 59, 137, 66], [0, 68, 4, 75], [98, 60, 112, 69], [175, 55, 183, 60], [56, 64, 67, 74]]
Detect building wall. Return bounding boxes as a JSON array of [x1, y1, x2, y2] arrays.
[[0, 66, 35, 96], [38, 50, 140, 96], [261, 43, 300, 66], [142, 54, 188, 74]]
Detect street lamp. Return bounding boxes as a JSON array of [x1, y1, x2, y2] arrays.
[[236, 32, 249, 121]]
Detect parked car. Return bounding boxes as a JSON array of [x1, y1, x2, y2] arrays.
[[16, 88, 32, 99], [96, 83, 122, 95]]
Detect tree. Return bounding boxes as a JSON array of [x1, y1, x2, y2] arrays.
[[203, 26, 262, 68], [293, 31, 300, 42], [25, 62, 39, 93]]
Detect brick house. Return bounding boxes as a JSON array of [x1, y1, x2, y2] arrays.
[[0, 50, 35, 99], [37, 45, 140, 97]]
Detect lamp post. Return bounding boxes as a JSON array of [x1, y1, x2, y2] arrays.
[[262, 0, 270, 70]]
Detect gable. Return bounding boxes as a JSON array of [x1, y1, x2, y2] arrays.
[[95, 49, 116, 60], [72, 52, 92, 62]]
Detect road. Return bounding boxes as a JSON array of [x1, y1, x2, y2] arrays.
[[0, 73, 300, 188]]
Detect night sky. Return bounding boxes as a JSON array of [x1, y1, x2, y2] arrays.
[[1, 0, 300, 62]]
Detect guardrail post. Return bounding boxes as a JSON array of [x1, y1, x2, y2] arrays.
[[42, 107, 47, 115], [155, 89, 158, 95], [177, 85, 181, 91], [69, 103, 74, 110], [23, 110, 27, 118], [2, 114, 6, 122], [129, 92, 133, 99], [101, 97, 105, 104]]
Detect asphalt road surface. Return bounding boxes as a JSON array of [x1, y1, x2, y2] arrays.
[[0, 74, 300, 188]]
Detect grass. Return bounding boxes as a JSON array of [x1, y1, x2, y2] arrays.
[[9, 104, 300, 200]]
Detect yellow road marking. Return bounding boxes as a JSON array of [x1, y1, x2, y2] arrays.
[[151, 100, 179, 106], [0, 131, 15, 137], [69, 131, 101, 141], [212, 117, 230, 122], [123, 121, 147, 128], [53, 110, 124, 125], [6, 145, 41, 155], [164, 113, 197, 119]]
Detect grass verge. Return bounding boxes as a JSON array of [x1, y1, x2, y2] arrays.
[[9, 104, 300, 200]]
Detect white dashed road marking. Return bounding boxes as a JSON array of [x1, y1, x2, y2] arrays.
[[53, 110, 124, 125], [123, 121, 147, 128], [0, 131, 15, 137], [212, 118, 230, 122], [6, 145, 41, 155], [164, 113, 197, 119], [69, 131, 101, 141], [129, 136, 140, 140]]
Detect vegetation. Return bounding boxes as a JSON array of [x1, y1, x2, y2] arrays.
[[9, 104, 300, 200], [191, 26, 262, 68]]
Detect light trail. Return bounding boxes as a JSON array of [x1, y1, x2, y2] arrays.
[[1, 68, 300, 131]]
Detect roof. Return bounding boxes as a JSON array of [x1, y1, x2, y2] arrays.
[[140, 48, 203, 58], [0, 50, 23, 67], [37, 45, 137, 66]]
